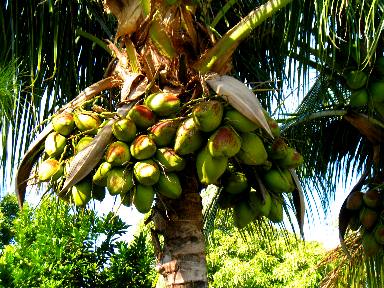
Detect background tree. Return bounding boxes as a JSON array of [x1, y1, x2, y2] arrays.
[[0, 195, 19, 249], [1, 0, 384, 287], [205, 212, 329, 288], [0, 195, 156, 288]]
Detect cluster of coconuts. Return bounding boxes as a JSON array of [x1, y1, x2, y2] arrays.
[[344, 56, 384, 116], [188, 100, 303, 229], [37, 107, 109, 205], [37, 91, 303, 227], [345, 189, 384, 256], [37, 92, 186, 211]]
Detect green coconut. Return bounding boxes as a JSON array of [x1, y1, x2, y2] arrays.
[[148, 119, 180, 147], [268, 197, 284, 223], [155, 148, 186, 172], [144, 92, 180, 116], [112, 118, 137, 143], [363, 190, 382, 209], [156, 172, 182, 199], [236, 133, 268, 165], [192, 100, 224, 132], [127, 105, 157, 129], [45, 132, 66, 158], [73, 111, 101, 135], [52, 112, 75, 136], [248, 189, 272, 217], [345, 70, 368, 90], [38, 159, 64, 182], [268, 138, 289, 160], [71, 180, 92, 207], [133, 184, 155, 213], [174, 118, 204, 155], [277, 147, 304, 169], [92, 185, 106, 201], [130, 135, 157, 160], [196, 147, 228, 185], [223, 172, 248, 194], [345, 191, 363, 211], [370, 81, 384, 102], [92, 162, 112, 186], [224, 109, 258, 132], [374, 224, 384, 245], [233, 200, 256, 229], [359, 207, 378, 230], [263, 168, 295, 193], [362, 232, 381, 257], [105, 141, 131, 166], [350, 89, 369, 107], [263, 110, 280, 137], [207, 126, 242, 158], [75, 136, 93, 154], [106, 168, 134, 195], [134, 159, 160, 186]]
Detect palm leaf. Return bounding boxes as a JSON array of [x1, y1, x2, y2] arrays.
[[319, 233, 384, 288], [0, 0, 116, 192], [0, 60, 19, 189]]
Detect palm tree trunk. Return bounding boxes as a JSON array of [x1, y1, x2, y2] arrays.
[[154, 162, 208, 287]]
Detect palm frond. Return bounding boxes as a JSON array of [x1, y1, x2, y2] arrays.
[[0, 0, 116, 192], [0, 60, 19, 186], [281, 75, 370, 214], [319, 233, 384, 288]]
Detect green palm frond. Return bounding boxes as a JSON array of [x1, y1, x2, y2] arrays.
[[0, 61, 16, 122], [281, 75, 370, 213], [320, 233, 384, 288], [0, 0, 115, 189], [0, 60, 18, 180]]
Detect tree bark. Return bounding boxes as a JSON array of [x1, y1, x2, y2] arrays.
[[153, 161, 208, 288]]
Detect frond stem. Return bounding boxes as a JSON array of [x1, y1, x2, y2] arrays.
[[282, 110, 347, 131], [195, 0, 293, 73], [209, 0, 238, 28], [76, 29, 112, 56]]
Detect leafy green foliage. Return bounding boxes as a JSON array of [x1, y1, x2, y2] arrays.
[[104, 234, 156, 287], [0, 195, 19, 249], [207, 225, 329, 288], [0, 195, 156, 288]]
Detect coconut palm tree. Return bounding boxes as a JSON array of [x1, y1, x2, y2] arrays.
[[1, 0, 384, 287]]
